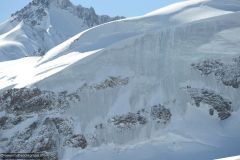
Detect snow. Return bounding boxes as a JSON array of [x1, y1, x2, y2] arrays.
[[145, 0, 240, 17], [0, 49, 97, 90], [0, 0, 240, 159], [0, 0, 122, 61], [1, 115, 38, 139], [217, 156, 240, 160], [65, 107, 240, 160], [48, 6, 87, 39], [145, 0, 208, 16], [34, 8, 240, 159], [36, 0, 240, 65]]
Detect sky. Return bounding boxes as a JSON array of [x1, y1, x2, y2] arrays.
[[0, 0, 182, 23]]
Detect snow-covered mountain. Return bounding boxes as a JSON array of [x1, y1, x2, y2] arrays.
[[0, 0, 240, 160], [0, 0, 124, 61]]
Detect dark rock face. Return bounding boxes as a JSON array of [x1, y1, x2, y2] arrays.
[[192, 59, 224, 75], [0, 116, 8, 128], [75, 5, 125, 27], [209, 108, 214, 116], [11, 3, 48, 26], [78, 76, 129, 91], [109, 112, 147, 129], [151, 105, 172, 124], [0, 87, 83, 159], [88, 105, 172, 146], [11, 0, 73, 25], [109, 105, 171, 129], [64, 134, 87, 149], [0, 76, 129, 158], [95, 123, 104, 130], [187, 88, 232, 120], [0, 115, 25, 130], [11, 0, 124, 28], [8, 120, 59, 159], [192, 56, 240, 88], [0, 88, 70, 115], [43, 117, 73, 136], [7, 117, 85, 160], [94, 76, 129, 90], [0, 87, 82, 115]]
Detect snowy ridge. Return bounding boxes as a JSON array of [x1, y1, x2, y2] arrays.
[[38, 0, 240, 63], [217, 156, 240, 160], [0, 0, 240, 159]]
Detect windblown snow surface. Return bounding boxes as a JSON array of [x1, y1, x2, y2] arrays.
[[0, 0, 240, 159]]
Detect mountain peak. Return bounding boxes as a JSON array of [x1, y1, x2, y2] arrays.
[[10, 0, 74, 27], [5, 0, 124, 59], [31, 0, 72, 8], [11, 0, 124, 27]]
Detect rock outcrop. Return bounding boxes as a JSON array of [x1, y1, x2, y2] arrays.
[[11, 0, 124, 27], [192, 56, 240, 88], [187, 88, 232, 120]]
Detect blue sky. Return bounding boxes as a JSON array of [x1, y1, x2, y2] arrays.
[[0, 0, 182, 23]]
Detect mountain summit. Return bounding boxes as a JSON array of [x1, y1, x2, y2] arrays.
[[11, 0, 123, 27], [0, 0, 124, 61]]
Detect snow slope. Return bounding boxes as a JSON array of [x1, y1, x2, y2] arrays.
[[217, 156, 240, 160], [0, 0, 240, 159], [0, 0, 124, 61], [39, 0, 237, 63]]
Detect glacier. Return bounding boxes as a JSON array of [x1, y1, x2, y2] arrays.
[[0, 0, 240, 159]]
